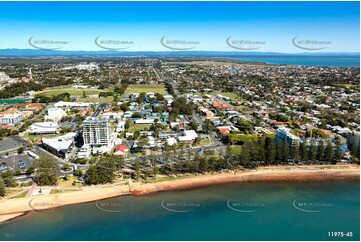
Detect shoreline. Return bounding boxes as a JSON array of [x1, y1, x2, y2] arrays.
[[131, 166, 360, 195], [0, 166, 359, 223]]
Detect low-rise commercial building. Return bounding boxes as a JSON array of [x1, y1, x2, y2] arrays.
[[54, 101, 91, 109], [0, 114, 23, 125], [44, 108, 67, 123], [41, 132, 77, 159], [28, 122, 59, 134]]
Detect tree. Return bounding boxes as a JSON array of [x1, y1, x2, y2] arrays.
[[334, 138, 343, 162], [264, 137, 276, 165], [237, 120, 253, 133], [199, 157, 209, 174], [82, 90, 86, 98], [63, 164, 70, 171], [25, 167, 35, 175], [131, 112, 141, 118], [136, 92, 147, 104], [18, 147, 24, 154], [275, 142, 283, 164], [300, 142, 308, 162], [317, 140, 325, 161], [150, 155, 158, 178], [351, 142, 360, 160], [172, 97, 194, 115], [189, 121, 198, 131], [0, 177, 5, 197], [283, 142, 290, 163], [73, 169, 83, 177], [256, 137, 266, 162], [34, 157, 57, 186], [138, 137, 150, 149], [202, 120, 215, 134], [125, 119, 133, 129], [324, 141, 334, 163], [153, 93, 164, 102], [1, 170, 16, 187], [134, 159, 140, 181], [240, 142, 251, 167], [154, 129, 160, 138], [84, 157, 116, 185], [169, 107, 180, 122], [310, 140, 317, 162], [33, 157, 58, 186], [291, 145, 300, 162], [133, 130, 140, 139]]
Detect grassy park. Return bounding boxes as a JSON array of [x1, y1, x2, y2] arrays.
[[125, 84, 167, 94], [37, 88, 104, 97]]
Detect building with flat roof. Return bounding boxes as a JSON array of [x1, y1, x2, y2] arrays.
[[76, 144, 91, 159], [83, 117, 111, 147], [101, 110, 123, 120], [135, 119, 155, 124], [0, 114, 23, 125], [275, 127, 300, 146], [54, 101, 91, 108], [28, 122, 59, 134], [44, 108, 67, 123], [75, 63, 99, 70], [41, 132, 77, 159], [178, 130, 198, 143]]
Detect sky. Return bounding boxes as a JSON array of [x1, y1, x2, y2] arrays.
[[0, 1, 359, 53]]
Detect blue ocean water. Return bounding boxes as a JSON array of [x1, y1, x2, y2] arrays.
[[0, 181, 359, 241], [233, 57, 360, 67]]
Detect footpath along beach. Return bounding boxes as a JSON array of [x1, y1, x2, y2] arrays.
[[0, 165, 359, 223]]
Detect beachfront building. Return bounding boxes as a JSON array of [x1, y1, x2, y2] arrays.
[[82, 117, 111, 147], [275, 127, 300, 147]]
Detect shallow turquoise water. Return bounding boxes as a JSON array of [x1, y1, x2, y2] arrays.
[[0, 181, 359, 241]]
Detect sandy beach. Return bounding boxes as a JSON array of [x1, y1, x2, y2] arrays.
[[0, 166, 359, 223]]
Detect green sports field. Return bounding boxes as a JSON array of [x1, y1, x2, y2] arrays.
[[125, 84, 167, 94]]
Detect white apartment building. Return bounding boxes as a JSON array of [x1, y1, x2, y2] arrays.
[[0, 114, 23, 125], [82, 117, 111, 147], [275, 127, 300, 146]]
